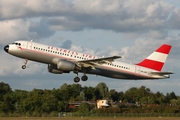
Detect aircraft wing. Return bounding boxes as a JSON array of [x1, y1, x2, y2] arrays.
[[76, 56, 121, 69], [150, 72, 174, 76]]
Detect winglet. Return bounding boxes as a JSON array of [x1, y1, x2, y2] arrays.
[[136, 44, 172, 71]]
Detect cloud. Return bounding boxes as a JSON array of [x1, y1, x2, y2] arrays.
[[0, 18, 55, 45], [61, 39, 72, 49], [0, 0, 179, 35], [168, 8, 180, 29], [0, 19, 33, 44], [0, 51, 45, 76], [1, 0, 180, 95], [0, 0, 73, 20], [29, 17, 55, 39], [48, 0, 176, 33]]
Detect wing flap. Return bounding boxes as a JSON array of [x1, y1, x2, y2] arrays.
[[76, 56, 121, 69], [79, 56, 121, 64]]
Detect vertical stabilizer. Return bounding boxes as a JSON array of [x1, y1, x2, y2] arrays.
[[136, 44, 172, 71]]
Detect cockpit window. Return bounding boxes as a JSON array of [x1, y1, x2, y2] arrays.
[[12, 43, 21, 46]]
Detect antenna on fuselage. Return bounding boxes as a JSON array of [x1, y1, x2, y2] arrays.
[[30, 39, 33, 42]]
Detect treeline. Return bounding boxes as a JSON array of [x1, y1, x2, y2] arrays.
[[0, 82, 180, 116]]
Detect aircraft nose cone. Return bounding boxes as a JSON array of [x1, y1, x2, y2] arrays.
[[4, 45, 9, 53]]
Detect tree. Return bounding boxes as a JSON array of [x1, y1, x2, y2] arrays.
[[59, 83, 82, 101], [41, 93, 58, 113], [169, 92, 177, 100], [154, 92, 166, 104], [170, 99, 178, 105], [124, 87, 138, 103], [166, 92, 177, 103], [22, 89, 44, 114], [95, 82, 109, 99], [13, 89, 28, 113], [83, 86, 96, 100], [0, 82, 180, 115], [177, 98, 180, 105], [0, 82, 12, 101], [0, 93, 15, 113], [108, 89, 119, 101], [77, 102, 90, 114], [0, 82, 14, 113]]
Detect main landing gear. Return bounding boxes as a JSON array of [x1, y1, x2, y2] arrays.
[[22, 59, 28, 69], [74, 76, 80, 83], [73, 72, 88, 83], [81, 74, 88, 81]]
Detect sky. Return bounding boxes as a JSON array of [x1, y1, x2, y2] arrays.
[[0, 0, 180, 95]]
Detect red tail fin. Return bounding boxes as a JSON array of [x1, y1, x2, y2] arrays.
[[136, 44, 172, 71]]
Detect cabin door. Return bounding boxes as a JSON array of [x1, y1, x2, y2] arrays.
[[27, 41, 33, 50], [135, 66, 140, 76]]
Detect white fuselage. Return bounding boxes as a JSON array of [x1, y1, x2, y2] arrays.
[[5, 41, 169, 80]]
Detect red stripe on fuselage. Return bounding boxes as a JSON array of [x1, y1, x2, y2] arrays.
[[17, 47, 157, 79], [18, 46, 23, 50], [136, 59, 164, 71], [156, 44, 172, 54]]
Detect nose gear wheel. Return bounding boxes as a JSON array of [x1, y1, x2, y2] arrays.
[[22, 59, 28, 69]]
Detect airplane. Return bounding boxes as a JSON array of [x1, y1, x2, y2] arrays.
[[4, 40, 173, 82]]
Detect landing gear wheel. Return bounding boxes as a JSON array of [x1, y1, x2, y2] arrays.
[[74, 77, 80, 83], [22, 59, 28, 69], [81, 75, 88, 81], [22, 65, 26, 69]]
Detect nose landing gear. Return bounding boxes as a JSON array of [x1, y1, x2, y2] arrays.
[[22, 59, 28, 69]]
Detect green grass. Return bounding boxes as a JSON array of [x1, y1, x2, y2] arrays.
[[0, 117, 180, 120]]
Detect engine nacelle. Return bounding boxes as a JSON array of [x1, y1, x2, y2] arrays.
[[52, 58, 81, 71], [48, 64, 63, 74], [57, 60, 76, 71]]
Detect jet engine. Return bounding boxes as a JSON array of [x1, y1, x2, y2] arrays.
[[52, 58, 81, 71], [48, 64, 63, 74], [57, 60, 76, 71]]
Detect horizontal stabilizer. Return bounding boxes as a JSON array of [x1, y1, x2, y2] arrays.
[[150, 72, 174, 75]]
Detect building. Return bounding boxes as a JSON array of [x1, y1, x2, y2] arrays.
[[68, 101, 96, 109], [97, 100, 112, 109]]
